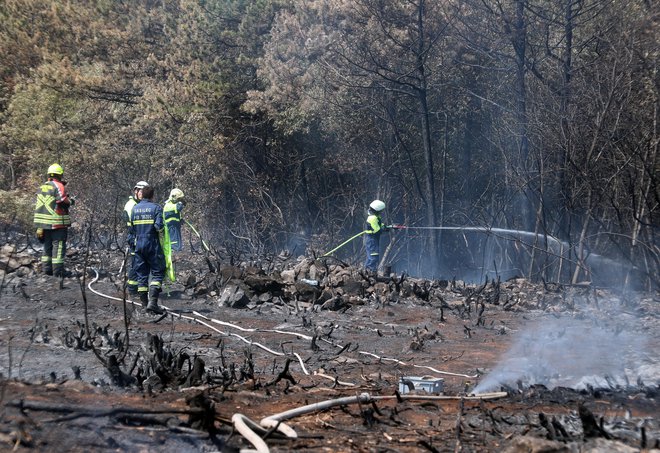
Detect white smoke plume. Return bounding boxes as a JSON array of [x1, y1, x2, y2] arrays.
[[473, 314, 657, 394]]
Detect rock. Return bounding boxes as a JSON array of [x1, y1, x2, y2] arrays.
[[1, 244, 16, 256], [280, 269, 296, 284], [0, 258, 20, 272], [502, 435, 570, 453], [193, 285, 209, 297], [218, 285, 250, 308], [18, 255, 34, 266], [582, 438, 639, 453], [293, 257, 312, 276], [143, 374, 163, 391], [321, 296, 346, 311], [16, 266, 32, 277], [219, 265, 242, 281], [373, 282, 389, 296], [294, 280, 320, 298], [243, 274, 283, 294], [184, 274, 197, 288], [258, 292, 273, 303], [309, 263, 319, 280], [316, 289, 333, 305], [342, 280, 364, 294], [348, 296, 364, 305]]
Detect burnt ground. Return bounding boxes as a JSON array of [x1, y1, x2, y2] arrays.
[[0, 244, 659, 452]]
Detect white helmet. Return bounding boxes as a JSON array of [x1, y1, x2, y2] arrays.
[[134, 181, 149, 190], [170, 188, 184, 201], [369, 199, 386, 212]]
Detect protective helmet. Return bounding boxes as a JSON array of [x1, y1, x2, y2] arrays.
[[170, 188, 184, 201], [47, 163, 64, 176], [369, 199, 386, 212], [134, 180, 149, 190]]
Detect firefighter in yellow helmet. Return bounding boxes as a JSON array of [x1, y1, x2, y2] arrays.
[[33, 163, 75, 277], [163, 188, 185, 251]]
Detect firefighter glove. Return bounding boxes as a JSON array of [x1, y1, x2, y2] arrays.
[[36, 228, 45, 242]]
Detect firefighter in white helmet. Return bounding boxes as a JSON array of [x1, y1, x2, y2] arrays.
[[364, 199, 390, 273], [123, 181, 149, 294], [163, 188, 185, 251], [130, 185, 166, 314]]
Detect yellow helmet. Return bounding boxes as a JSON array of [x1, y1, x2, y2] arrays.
[[47, 163, 64, 176], [170, 188, 184, 201]]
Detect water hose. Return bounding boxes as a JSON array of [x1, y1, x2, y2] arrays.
[[233, 391, 508, 451], [184, 219, 211, 252], [321, 231, 367, 257]]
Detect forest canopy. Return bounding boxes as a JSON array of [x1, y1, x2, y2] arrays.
[[0, 0, 657, 289]]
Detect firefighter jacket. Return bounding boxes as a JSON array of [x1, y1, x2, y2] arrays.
[[123, 197, 138, 226], [130, 199, 165, 257], [364, 213, 386, 253], [365, 213, 385, 237], [34, 178, 72, 229], [163, 199, 184, 251], [123, 196, 138, 248]]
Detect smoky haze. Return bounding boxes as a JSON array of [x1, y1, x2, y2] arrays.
[[473, 313, 656, 394]]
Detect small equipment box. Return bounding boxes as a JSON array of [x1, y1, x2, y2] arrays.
[[398, 376, 445, 394]]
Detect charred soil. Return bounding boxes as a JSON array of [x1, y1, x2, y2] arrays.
[[0, 244, 658, 452]]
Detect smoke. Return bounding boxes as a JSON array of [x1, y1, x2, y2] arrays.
[[472, 313, 656, 394]]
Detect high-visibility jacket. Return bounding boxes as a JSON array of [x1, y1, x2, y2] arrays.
[[364, 213, 385, 258], [123, 196, 138, 248], [123, 196, 138, 227], [365, 213, 385, 236], [163, 199, 183, 251], [33, 179, 72, 229]]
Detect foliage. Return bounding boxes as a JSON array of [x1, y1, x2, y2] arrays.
[[0, 0, 656, 288], [0, 189, 34, 231]]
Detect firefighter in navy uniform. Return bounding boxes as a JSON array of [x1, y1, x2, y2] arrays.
[[33, 163, 75, 277], [163, 188, 185, 252], [364, 199, 390, 273], [129, 185, 166, 314], [122, 181, 148, 293]]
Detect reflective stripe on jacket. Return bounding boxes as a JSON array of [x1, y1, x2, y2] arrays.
[[163, 200, 182, 226], [33, 179, 71, 229], [130, 199, 164, 249], [365, 214, 384, 235]]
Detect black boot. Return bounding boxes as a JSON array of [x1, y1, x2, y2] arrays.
[[146, 287, 165, 314], [139, 292, 149, 308]]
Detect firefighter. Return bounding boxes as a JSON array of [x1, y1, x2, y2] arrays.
[[33, 163, 75, 277], [123, 181, 149, 293], [163, 188, 185, 252], [129, 185, 166, 314], [364, 199, 390, 273]]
